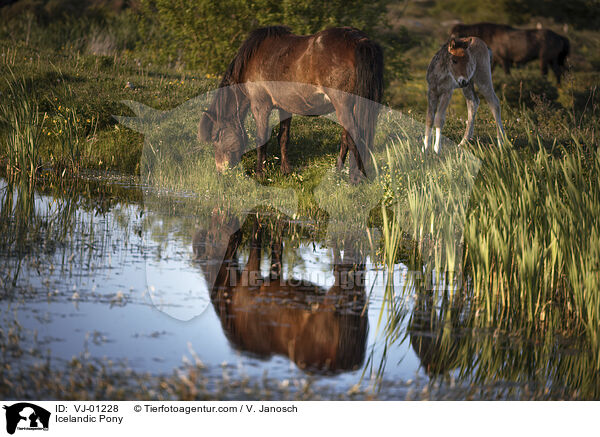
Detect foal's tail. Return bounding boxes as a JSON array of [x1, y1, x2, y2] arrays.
[[353, 38, 384, 162]]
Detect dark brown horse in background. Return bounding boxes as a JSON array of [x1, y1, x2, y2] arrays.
[[193, 215, 368, 374], [198, 26, 384, 182], [451, 22, 570, 84]]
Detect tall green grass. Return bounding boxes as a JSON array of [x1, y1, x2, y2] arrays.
[[380, 116, 600, 371], [464, 138, 600, 350], [0, 74, 45, 179], [47, 85, 98, 172]]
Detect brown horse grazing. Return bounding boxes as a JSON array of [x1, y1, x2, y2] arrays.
[[450, 22, 570, 84], [193, 217, 368, 374], [198, 26, 383, 182], [424, 37, 505, 153]]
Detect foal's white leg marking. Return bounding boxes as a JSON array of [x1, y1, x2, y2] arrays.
[[423, 131, 431, 152], [434, 127, 441, 153], [497, 122, 506, 146]]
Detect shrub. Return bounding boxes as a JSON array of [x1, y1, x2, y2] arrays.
[[503, 0, 600, 30], [496, 73, 559, 108], [136, 0, 411, 80]]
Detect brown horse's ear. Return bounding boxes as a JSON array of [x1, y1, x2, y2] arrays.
[[198, 110, 216, 142]]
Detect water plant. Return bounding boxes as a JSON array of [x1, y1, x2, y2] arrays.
[[0, 73, 45, 179], [378, 114, 600, 382], [47, 88, 98, 173]]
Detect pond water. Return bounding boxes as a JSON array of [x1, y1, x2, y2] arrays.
[[0, 174, 597, 400]]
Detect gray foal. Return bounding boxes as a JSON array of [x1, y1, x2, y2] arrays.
[[424, 37, 505, 153]]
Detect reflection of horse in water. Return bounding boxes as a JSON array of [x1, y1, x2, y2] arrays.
[[193, 215, 368, 374]]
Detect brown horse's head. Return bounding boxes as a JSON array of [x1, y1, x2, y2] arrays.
[[198, 87, 249, 172], [448, 38, 475, 88]]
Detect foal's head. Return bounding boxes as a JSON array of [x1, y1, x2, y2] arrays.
[[448, 38, 475, 88]]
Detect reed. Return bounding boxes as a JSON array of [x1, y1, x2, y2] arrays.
[[379, 116, 600, 371], [464, 136, 600, 354], [47, 87, 98, 173], [0, 73, 45, 179]]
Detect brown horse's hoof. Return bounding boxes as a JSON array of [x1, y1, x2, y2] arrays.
[[280, 162, 292, 175], [255, 169, 265, 180]]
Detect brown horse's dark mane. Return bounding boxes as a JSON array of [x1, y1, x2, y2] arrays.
[[199, 26, 292, 141], [220, 25, 292, 87]]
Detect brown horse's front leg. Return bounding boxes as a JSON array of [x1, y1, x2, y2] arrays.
[[336, 130, 349, 171], [269, 236, 283, 281], [278, 110, 292, 174], [344, 134, 366, 183], [253, 106, 271, 178]]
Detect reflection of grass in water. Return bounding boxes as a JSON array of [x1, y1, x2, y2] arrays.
[[0, 173, 141, 293], [403, 287, 600, 400], [0, 325, 589, 400], [0, 177, 53, 288]]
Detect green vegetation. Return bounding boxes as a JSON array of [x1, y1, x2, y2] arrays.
[[1, 0, 599, 176], [0, 72, 46, 178], [376, 132, 600, 387], [137, 0, 405, 74]]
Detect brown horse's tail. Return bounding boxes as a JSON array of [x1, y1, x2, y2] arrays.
[[558, 36, 570, 67], [353, 38, 384, 166]]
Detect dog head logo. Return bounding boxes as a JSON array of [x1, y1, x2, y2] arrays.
[[3, 403, 50, 435]]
